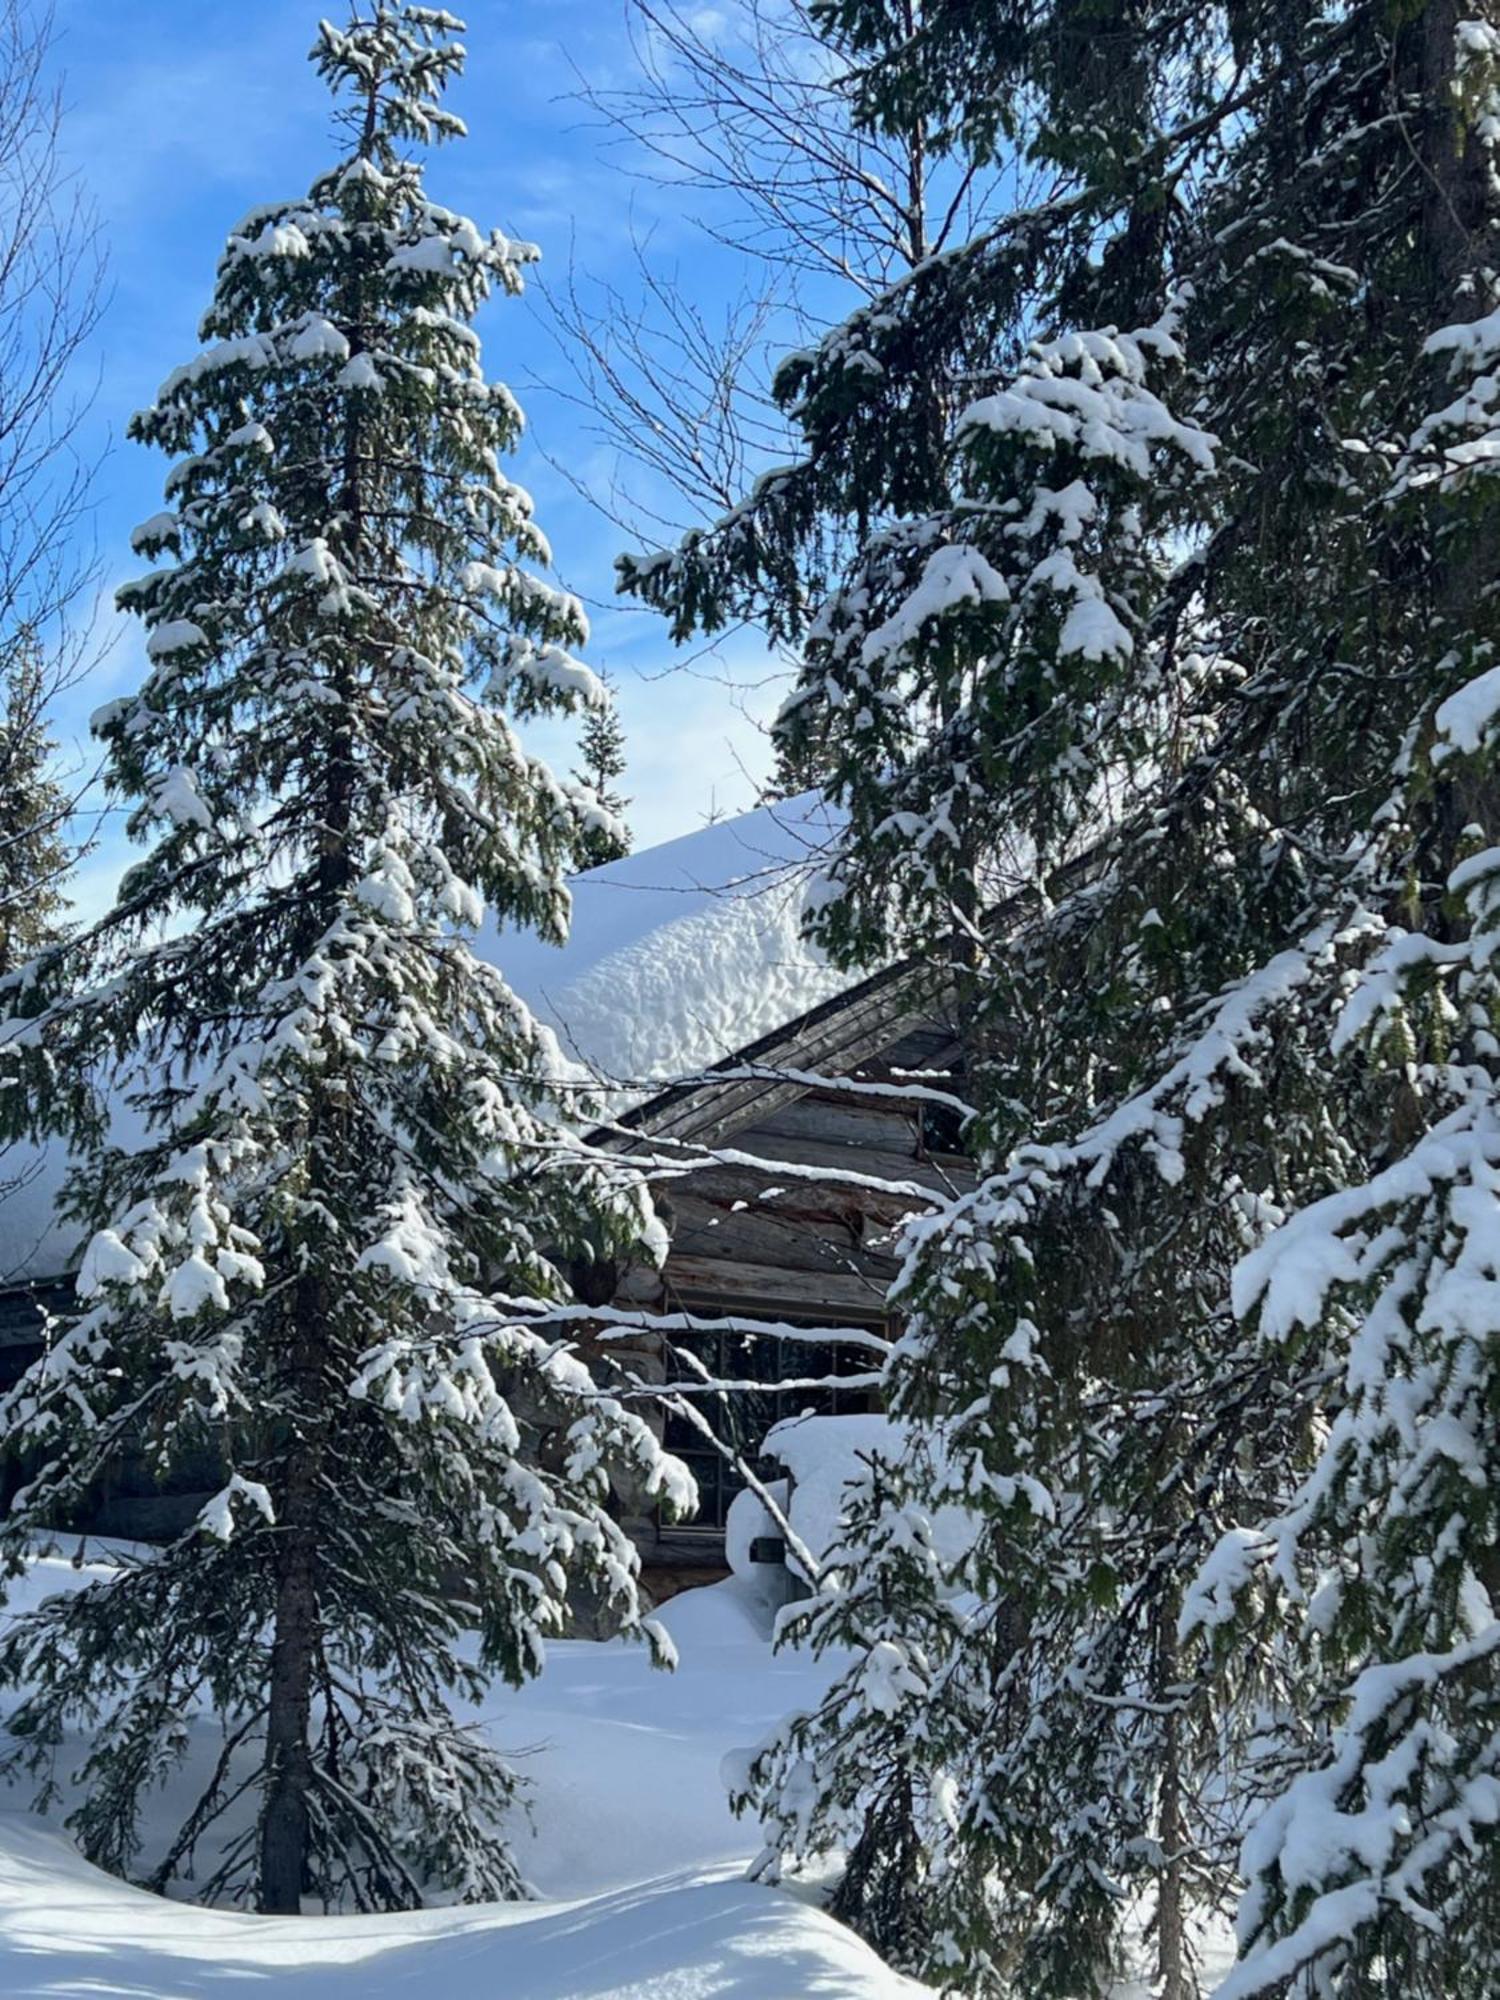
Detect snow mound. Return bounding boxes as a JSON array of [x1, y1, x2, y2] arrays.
[[0, 1817, 930, 1998], [725, 1415, 982, 1598], [725, 1416, 903, 1594], [762, 1414, 901, 1566], [654, 1572, 781, 1649]]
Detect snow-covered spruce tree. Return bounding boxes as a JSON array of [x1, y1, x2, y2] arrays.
[[759, 4, 1500, 1996], [0, 4, 688, 1915], [570, 671, 631, 866], [626, 3, 1264, 1983], [617, 0, 1233, 979], [653, 1, 1500, 1994], [623, 7, 1262, 1989], [1175, 11, 1500, 1996], [0, 627, 75, 1232]]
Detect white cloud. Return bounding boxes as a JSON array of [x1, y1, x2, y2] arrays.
[[614, 647, 785, 846]]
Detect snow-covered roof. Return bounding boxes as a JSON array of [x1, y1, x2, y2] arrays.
[[492, 789, 853, 1091], [0, 793, 858, 1289]]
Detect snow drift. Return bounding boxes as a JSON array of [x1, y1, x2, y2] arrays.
[[0, 1819, 929, 1998]]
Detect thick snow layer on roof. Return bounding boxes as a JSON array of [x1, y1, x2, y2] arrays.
[[487, 789, 856, 1089], [0, 1131, 116, 1293], [0, 794, 856, 1288]]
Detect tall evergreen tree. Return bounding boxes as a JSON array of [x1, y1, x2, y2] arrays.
[[617, 0, 1223, 982], [0, 629, 71, 971], [631, 1, 1500, 1994], [1182, 10, 1500, 1994], [0, 4, 688, 1915]]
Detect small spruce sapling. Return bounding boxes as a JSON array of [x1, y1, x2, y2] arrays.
[[570, 670, 632, 866]]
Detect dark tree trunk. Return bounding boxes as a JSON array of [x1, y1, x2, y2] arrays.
[[1154, 1601, 1189, 2000], [259, 1531, 319, 1912], [258, 1289, 327, 1914], [255, 75, 380, 1910], [1419, 0, 1488, 302]]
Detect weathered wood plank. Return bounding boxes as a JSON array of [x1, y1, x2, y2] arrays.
[[652, 1160, 939, 1227], [614, 1256, 896, 1321], [752, 1096, 920, 1154], [651, 1252, 894, 1318], [664, 1192, 901, 1281]]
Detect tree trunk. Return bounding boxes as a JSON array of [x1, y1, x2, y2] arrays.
[[258, 1288, 326, 1914], [1154, 1606, 1189, 2000], [1419, 0, 1488, 303], [259, 1526, 318, 1911], [1420, 2, 1500, 937]]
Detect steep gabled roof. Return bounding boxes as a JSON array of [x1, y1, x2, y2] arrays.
[[0, 794, 873, 1288]]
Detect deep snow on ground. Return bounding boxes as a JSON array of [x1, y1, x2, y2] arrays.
[[0, 1826, 926, 1999], [0, 1553, 929, 1997], [505, 1573, 837, 1896], [0, 1526, 1236, 1999], [0, 1551, 823, 1903]]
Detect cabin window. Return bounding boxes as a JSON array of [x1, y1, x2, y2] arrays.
[[0, 1280, 74, 1393], [657, 1316, 882, 1536]]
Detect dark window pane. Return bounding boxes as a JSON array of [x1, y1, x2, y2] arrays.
[[657, 1311, 887, 1536]]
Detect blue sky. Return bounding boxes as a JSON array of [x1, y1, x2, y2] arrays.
[[44, 0, 787, 917]]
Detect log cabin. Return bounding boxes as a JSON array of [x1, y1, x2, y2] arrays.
[[594, 949, 975, 1594], [0, 793, 974, 1598]]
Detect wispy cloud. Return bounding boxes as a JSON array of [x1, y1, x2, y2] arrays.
[[55, 1, 319, 213]]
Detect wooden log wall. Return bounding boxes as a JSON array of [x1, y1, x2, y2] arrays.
[[619, 1018, 975, 1326]]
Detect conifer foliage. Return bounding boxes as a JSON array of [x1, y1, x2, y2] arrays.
[[628, 1, 1500, 1995], [571, 672, 632, 866], [0, 5, 688, 1915], [0, 630, 71, 972]]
